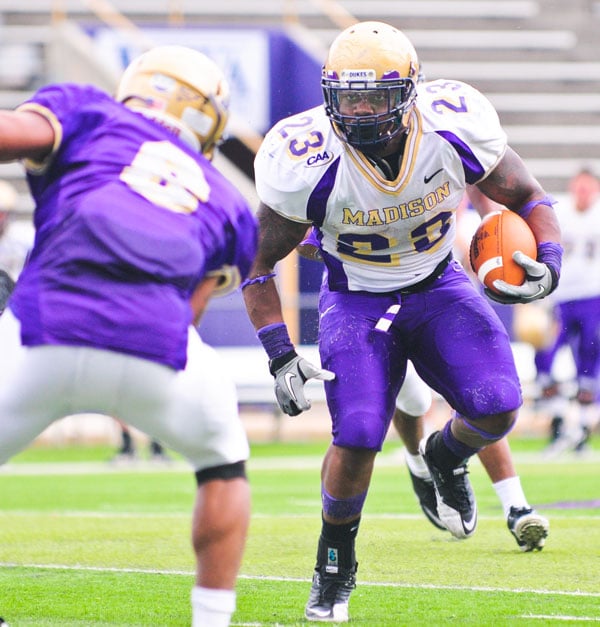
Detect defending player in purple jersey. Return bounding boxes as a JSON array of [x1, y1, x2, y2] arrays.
[[11, 82, 255, 370], [0, 45, 256, 626], [243, 22, 562, 622]]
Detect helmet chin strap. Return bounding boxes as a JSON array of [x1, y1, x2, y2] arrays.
[[362, 132, 408, 180]]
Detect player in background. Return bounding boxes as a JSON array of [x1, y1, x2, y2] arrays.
[[392, 366, 548, 551], [534, 168, 600, 453], [0, 180, 26, 318], [243, 22, 562, 622], [0, 45, 257, 627], [111, 420, 171, 463], [0, 179, 34, 282]]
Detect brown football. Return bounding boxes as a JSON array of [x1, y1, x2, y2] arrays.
[[469, 210, 537, 294]]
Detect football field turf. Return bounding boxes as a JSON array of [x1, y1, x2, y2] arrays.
[[0, 438, 599, 626]]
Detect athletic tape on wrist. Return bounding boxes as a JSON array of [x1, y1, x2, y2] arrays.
[[240, 272, 276, 290], [257, 322, 294, 360], [515, 194, 556, 219], [537, 241, 563, 289]]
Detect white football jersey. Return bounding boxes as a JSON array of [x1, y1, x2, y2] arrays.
[[551, 198, 600, 302], [255, 79, 507, 292]]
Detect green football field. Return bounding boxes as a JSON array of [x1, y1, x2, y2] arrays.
[[0, 437, 599, 626]]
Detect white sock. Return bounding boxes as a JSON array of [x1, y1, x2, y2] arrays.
[[191, 586, 236, 627], [404, 449, 430, 479], [492, 476, 529, 518]]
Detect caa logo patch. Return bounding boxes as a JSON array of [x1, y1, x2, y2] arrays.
[[306, 151, 333, 167]]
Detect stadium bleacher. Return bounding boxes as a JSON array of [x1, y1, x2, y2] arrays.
[[0, 0, 599, 193]]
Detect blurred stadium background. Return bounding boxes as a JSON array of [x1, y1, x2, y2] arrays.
[[0, 0, 597, 446]]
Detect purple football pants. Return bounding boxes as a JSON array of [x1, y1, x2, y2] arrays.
[[318, 260, 522, 450], [535, 295, 600, 388]]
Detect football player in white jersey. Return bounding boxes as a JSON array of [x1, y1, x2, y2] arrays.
[[243, 21, 562, 622], [534, 168, 600, 452], [299, 205, 550, 553]]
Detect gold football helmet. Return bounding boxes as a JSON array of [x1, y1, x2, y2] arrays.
[[322, 21, 419, 151], [116, 45, 230, 160]]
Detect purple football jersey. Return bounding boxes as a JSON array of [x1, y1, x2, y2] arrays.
[[10, 84, 257, 369]]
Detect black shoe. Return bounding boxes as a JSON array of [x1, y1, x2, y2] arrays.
[[109, 448, 137, 464], [419, 432, 477, 539], [573, 426, 591, 453], [406, 467, 446, 531], [549, 415, 564, 443], [150, 440, 164, 456], [304, 564, 356, 622], [507, 506, 549, 552]]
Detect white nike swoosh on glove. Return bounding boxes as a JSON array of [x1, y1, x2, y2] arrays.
[[530, 285, 545, 298], [284, 372, 298, 401]]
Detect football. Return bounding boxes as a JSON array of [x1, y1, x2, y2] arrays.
[[469, 210, 537, 294]]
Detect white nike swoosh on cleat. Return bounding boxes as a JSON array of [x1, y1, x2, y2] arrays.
[[305, 608, 333, 620], [462, 512, 477, 534]]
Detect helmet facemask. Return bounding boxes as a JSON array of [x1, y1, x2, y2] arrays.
[[322, 73, 417, 151], [321, 21, 420, 152]]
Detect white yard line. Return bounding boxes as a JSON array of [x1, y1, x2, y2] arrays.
[[1, 450, 599, 475], [1, 510, 599, 520], [521, 616, 600, 622], [0, 562, 599, 599]]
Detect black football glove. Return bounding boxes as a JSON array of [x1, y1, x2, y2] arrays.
[[269, 351, 335, 416], [485, 251, 554, 305]]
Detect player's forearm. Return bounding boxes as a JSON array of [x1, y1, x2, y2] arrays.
[[0, 110, 54, 162], [522, 204, 561, 246], [190, 276, 221, 325], [242, 275, 286, 331]]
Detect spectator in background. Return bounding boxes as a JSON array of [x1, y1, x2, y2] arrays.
[[534, 168, 600, 453], [0, 45, 257, 627]]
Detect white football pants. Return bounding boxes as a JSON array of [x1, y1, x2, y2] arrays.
[[0, 309, 249, 471]]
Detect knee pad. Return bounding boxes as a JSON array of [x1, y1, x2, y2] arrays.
[[395, 363, 432, 416]]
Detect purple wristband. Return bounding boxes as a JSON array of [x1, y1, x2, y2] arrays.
[[537, 241, 563, 288], [257, 323, 295, 360], [240, 272, 276, 290], [516, 194, 556, 219]]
